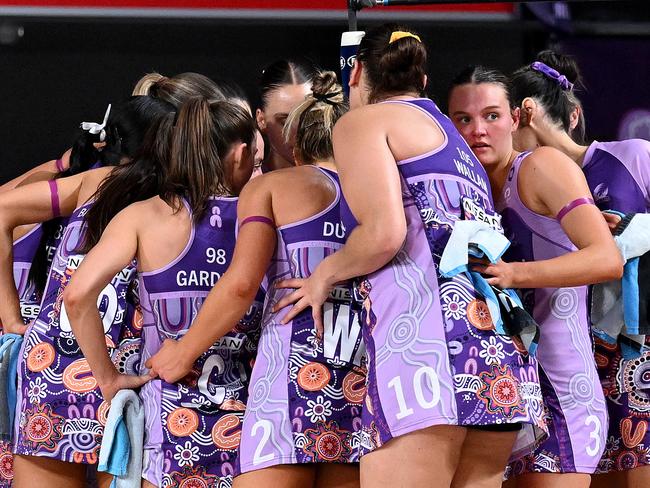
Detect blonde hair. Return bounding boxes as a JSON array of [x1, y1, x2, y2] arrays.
[[131, 72, 166, 96], [283, 70, 348, 165]]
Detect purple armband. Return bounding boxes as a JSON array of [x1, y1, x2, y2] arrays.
[[48, 180, 61, 218], [556, 197, 595, 222], [55, 158, 65, 172], [239, 215, 275, 229]]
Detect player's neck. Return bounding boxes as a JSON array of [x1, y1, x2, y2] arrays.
[[543, 129, 588, 167]]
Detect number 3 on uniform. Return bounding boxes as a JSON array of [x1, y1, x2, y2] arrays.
[[585, 415, 601, 457], [388, 366, 441, 420]]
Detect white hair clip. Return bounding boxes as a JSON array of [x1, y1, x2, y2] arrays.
[[80, 104, 112, 142]]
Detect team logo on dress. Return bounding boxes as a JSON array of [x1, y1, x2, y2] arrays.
[[593, 183, 610, 205]]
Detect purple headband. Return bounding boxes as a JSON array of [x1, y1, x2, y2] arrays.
[[530, 61, 574, 91]]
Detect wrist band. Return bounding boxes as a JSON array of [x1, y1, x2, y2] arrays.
[[239, 215, 275, 229], [55, 158, 65, 172], [48, 180, 61, 218], [556, 197, 595, 222]]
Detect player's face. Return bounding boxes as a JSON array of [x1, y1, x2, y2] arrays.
[[449, 83, 517, 169], [258, 82, 311, 165]]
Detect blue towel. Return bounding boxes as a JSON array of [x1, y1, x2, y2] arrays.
[[0, 334, 23, 441], [439, 220, 510, 278], [614, 213, 650, 336], [98, 389, 144, 488], [440, 221, 539, 356]]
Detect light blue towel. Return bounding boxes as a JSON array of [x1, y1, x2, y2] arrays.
[[439, 220, 510, 278], [98, 389, 144, 488], [440, 221, 539, 356], [0, 333, 23, 440], [591, 212, 650, 350]]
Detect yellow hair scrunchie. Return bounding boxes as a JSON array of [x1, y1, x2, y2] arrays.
[[389, 31, 421, 44]]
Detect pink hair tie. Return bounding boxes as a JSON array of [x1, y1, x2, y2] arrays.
[[48, 180, 61, 218], [556, 197, 594, 222], [55, 158, 65, 173], [239, 215, 275, 229]]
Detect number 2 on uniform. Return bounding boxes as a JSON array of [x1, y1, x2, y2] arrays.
[[388, 366, 441, 420], [251, 419, 274, 465]]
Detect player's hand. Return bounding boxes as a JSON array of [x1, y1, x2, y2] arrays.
[[145, 339, 194, 383], [602, 212, 622, 233], [273, 272, 334, 340], [471, 257, 520, 289]]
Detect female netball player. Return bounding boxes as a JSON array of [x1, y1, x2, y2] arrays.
[[448, 65, 623, 488], [256, 59, 314, 172], [246, 24, 547, 488], [145, 71, 364, 488], [0, 96, 175, 488], [508, 50, 650, 488], [64, 95, 263, 488]]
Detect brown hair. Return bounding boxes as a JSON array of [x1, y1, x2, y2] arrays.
[[78, 75, 251, 253], [162, 97, 256, 218], [510, 50, 586, 144], [131, 71, 245, 108], [356, 23, 427, 103], [283, 71, 348, 165]]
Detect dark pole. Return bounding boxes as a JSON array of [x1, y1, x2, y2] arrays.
[[348, 0, 358, 30]]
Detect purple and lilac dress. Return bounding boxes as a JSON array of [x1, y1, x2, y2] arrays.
[[581, 139, 650, 473], [342, 99, 545, 458], [238, 167, 367, 473], [0, 225, 45, 487], [14, 201, 141, 465], [138, 198, 264, 488], [11, 225, 44, 327], [500, 152, 607, 476]]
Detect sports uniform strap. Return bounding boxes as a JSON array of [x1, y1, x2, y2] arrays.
[[556, 197, 595, 222], [48, 180, 61, 218]]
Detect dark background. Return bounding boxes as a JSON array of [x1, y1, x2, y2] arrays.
[[0, 1, 648, 182]]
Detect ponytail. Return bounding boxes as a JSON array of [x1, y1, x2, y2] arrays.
[[163, 97, 256, 219]]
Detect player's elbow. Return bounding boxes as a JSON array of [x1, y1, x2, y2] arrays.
[[229, 276, 260, 303], [368, 219, 406, 265], [62, 279, 93, 320], [603, 252, 624, 281]]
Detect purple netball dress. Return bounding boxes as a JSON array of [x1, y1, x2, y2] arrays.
[[12, 225, 44, 327], [13, 201, 141, 465], [10, 217, 69, 327], [499, 152, 607, 476], [238, 167, 367, 473], [138, 198, 264, 488], [0, 225, 44, 487], [581, 139, 650, 473], [347, 99, 545, 458]]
